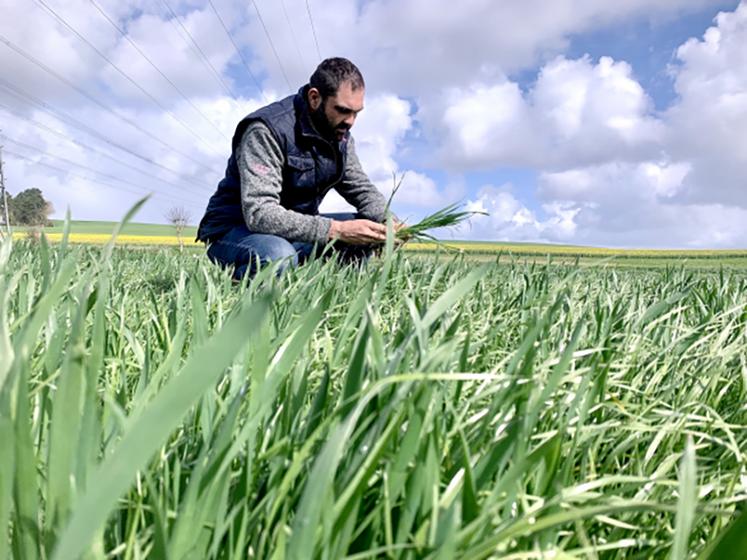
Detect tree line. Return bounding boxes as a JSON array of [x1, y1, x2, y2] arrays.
[[2, 188, 54, 226]]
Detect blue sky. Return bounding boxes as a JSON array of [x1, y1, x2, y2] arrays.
[[1, 0, 746, 248], [564, 2, 738, 109]]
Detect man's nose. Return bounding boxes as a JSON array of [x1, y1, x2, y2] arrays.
[[344, 114, 356, 127]]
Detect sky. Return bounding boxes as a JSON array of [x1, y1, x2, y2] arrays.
[[0, 0, 745, 248]]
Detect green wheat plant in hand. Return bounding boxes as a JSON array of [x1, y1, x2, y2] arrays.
[[395, 202, 485, 242], [385, 171, 487, 244]]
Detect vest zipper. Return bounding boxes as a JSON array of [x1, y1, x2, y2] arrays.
[[314, 138, 344, 195]]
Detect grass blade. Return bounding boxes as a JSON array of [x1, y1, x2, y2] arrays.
[[52, 293, 273, 560], [671, 436, 698, 560]]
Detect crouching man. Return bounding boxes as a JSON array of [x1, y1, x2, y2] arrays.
[[196, 57, 389, 280]]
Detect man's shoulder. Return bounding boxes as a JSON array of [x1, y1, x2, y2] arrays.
[[241, 94, 298, 147], [250, 93, 297, 122], [240, 121, 282, 157]]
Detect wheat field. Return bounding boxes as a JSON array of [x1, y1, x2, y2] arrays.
[[1, 221, 746, 559]]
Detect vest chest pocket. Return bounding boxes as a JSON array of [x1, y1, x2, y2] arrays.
[[286, 155, 317, 190]]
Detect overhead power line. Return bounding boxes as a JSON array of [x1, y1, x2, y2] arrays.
[[1, 135, 206, 206], [0, 103, 211, 200], [0, 78, 214, 190], [161, 0, 240, 101], [279, 0, 308, 72], [88, 0, 230, 142], [206, 0, 265, 97], [3, 147, 204, 212], [33, 0, 224, 156], [250, 0, 293, 90], [0, 33, 218, 173], [305, 0, 322, 61]]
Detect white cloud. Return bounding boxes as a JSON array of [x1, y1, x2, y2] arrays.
[[321, 93, 454, 215], [449, 2, 747, 248], [305, 0, 728, 96], [321, 92, 411, 215], [0, 0, 296, 223], [0, 90, 270, 223], [104, 10, 233, 103], [535, 2, 747, 248], [532, 56, 664, 166], [457, 184, 579, 242], [1, 0, 745, 249], [0, 1, 105, 103], [438, 81, 534, 167], [458, 160, 747, 248], [531, 160, 745, 248], [665, 1, 747, 208], [350, 93, 412, 183], [388, 172, 446, 208], [426, 54, 663, 171]]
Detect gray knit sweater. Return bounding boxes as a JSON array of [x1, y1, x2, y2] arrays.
[[237, 122, 388, 243]]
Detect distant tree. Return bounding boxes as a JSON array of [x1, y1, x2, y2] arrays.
[[9, 188, 53, 226], [165, 205, 192, 248]]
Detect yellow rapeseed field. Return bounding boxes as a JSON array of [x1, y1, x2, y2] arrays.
[[10, 232, 202, 246], [406, 241, 747, 258]]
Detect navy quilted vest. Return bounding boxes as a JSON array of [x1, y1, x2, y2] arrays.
[[196, 86, 348, 242]]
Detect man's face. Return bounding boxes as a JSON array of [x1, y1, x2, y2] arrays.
[[309, 81, 365, 142]]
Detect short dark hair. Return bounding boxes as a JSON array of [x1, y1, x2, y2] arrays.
[[309, 58, 365, 99]]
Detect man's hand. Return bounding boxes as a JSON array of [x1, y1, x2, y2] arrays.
[[328, 219, 387, 245], [392, 218, 411, 243]]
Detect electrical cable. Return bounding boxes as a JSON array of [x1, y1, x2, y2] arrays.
[[161, 0, 241, 101], [0, 78, 216, 190], [0, 33, 218, 173], [1, 136, 206, 206], [33, 0, 225, 156], [88, 0, 230, 142], [206, 0, 265, 98], [305, 0, 322, 61], [0, 103, 212, 199], [3, 147, 204, 212], [250, 0, 293, 90], [279, 0, 308, 72]]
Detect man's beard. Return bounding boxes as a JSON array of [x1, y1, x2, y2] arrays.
[[311, 104, 350, 141]]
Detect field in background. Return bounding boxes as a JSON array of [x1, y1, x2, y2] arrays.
[[8, 219, 747, 268], [11, 219, 198, 237]]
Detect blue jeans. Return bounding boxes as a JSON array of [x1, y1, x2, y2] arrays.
[[206, 213, 373, 280]]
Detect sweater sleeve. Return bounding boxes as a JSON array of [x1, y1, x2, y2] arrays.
[[238, 122, 332, 244], [335, 136, 388, 222]]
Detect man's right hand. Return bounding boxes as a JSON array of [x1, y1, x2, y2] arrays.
[[328, 219, 387, 245]]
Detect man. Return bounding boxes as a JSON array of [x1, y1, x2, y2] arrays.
[[196, 57, 390, 279]]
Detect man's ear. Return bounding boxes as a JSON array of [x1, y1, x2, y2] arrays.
[[307, 87, 322, 111]]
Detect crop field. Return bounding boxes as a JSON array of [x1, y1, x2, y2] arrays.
[[10, 221, 747, 269], [2, 227, 747, 559], [406, 241, 747, 261]]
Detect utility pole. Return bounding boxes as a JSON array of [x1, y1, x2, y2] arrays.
[[0, 142, 10, 236]]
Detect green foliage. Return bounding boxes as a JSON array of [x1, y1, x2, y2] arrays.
[[1, 232, 747, 559], [8, 187, 53, 226], [396, 202, 484, 243]]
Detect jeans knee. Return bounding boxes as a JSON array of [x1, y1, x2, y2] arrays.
[[261, 237, 298, 266], [207, 231, 299, 280]]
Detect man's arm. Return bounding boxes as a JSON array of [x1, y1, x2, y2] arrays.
[[336, 136, 388, 222], [239, 122, 332, 243]]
